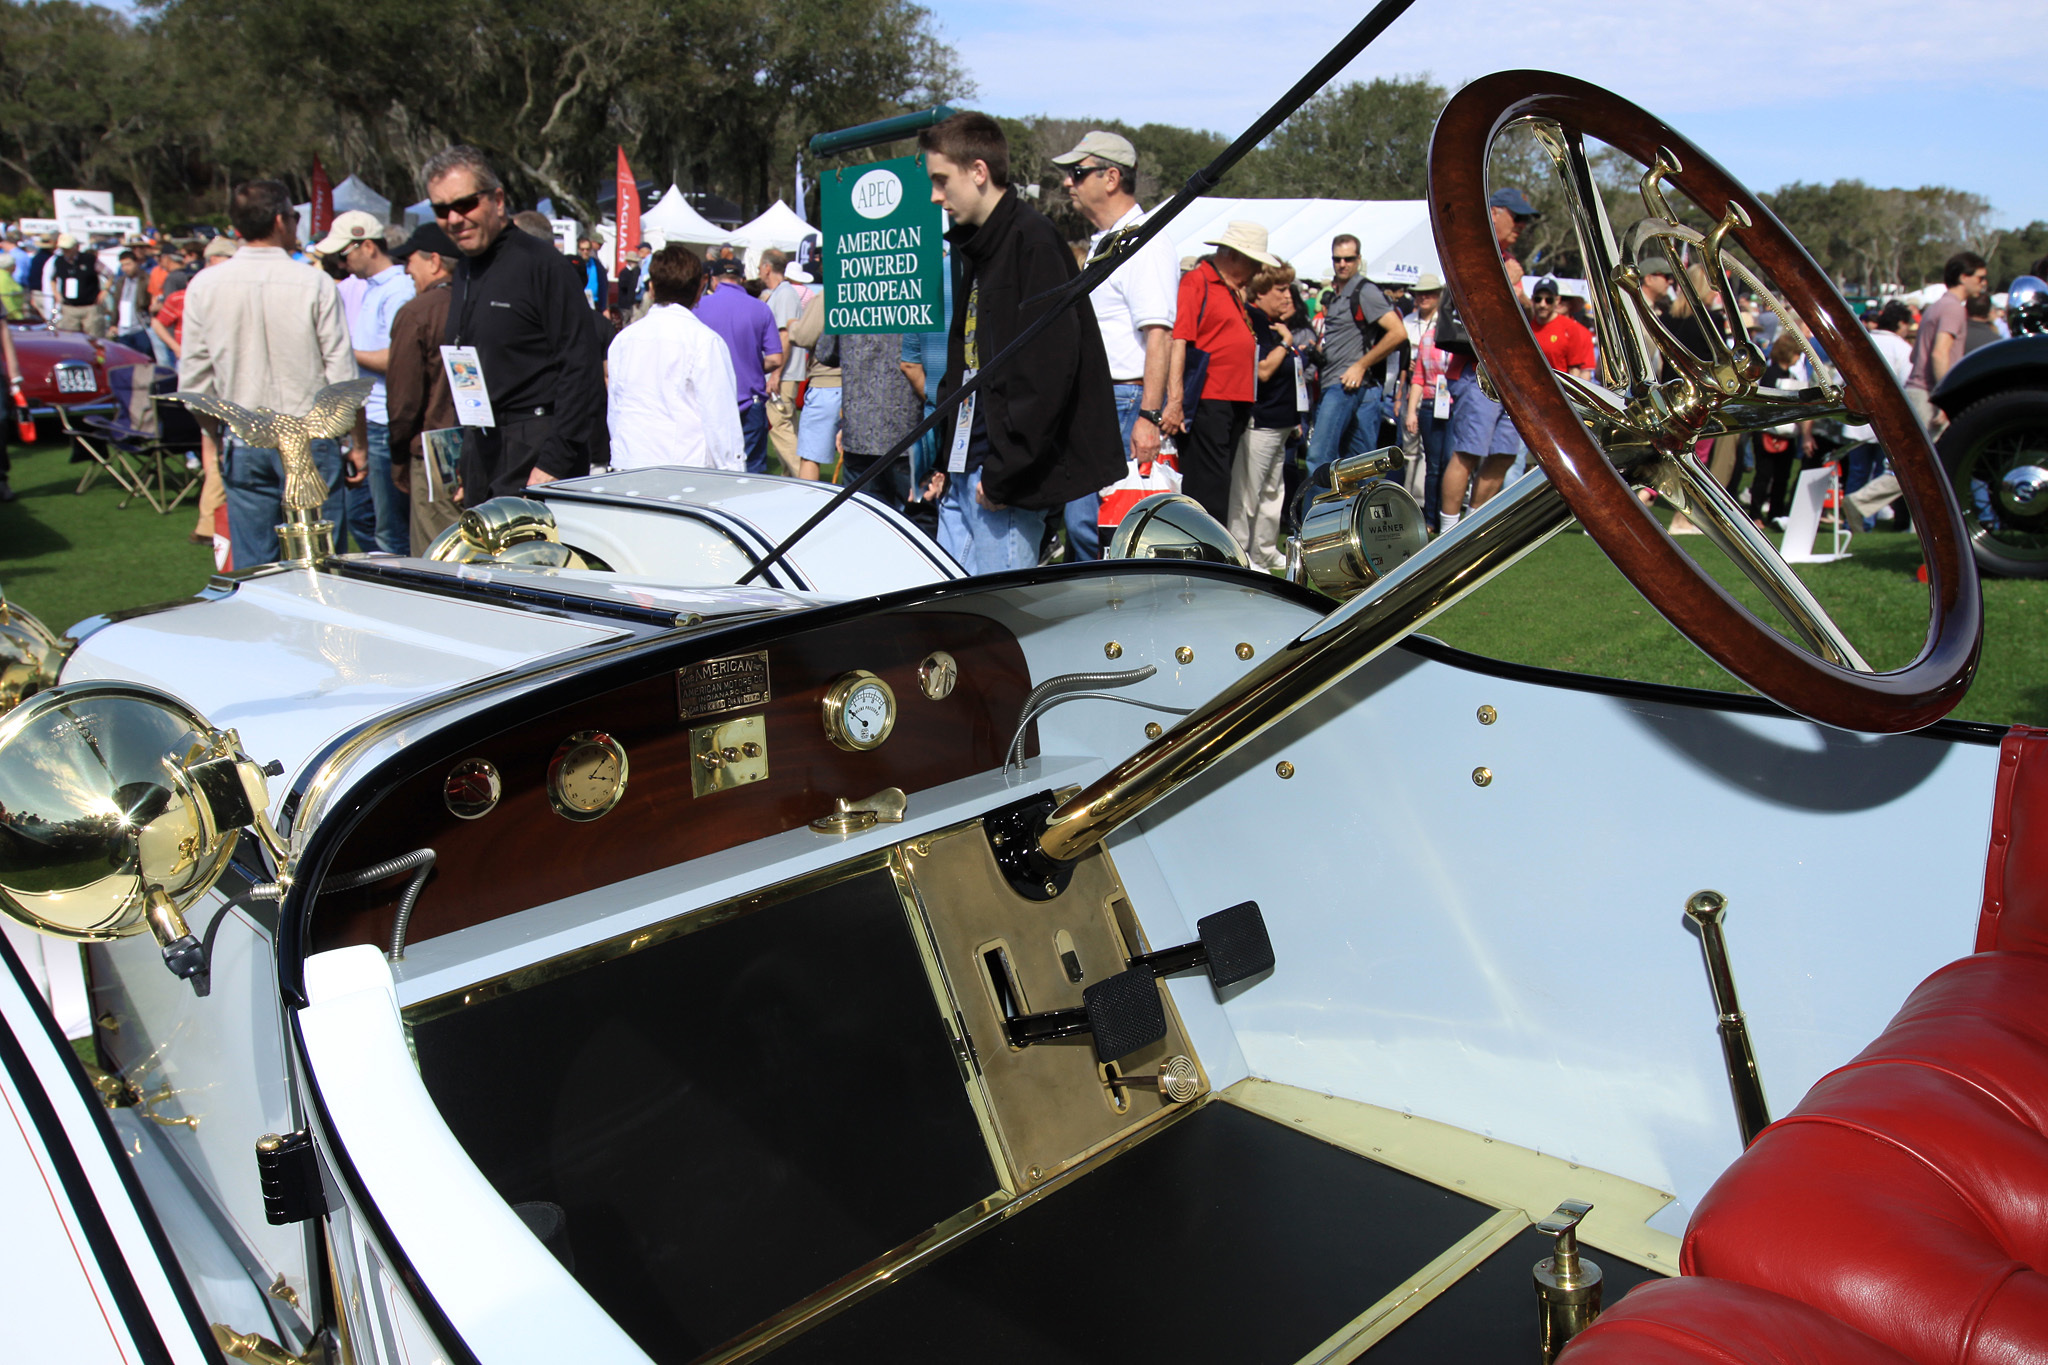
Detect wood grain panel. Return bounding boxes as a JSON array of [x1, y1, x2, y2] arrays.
[[312, 611, 1033, 953]]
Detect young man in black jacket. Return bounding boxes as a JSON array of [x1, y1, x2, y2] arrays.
[[919, 112, 1123, 574]]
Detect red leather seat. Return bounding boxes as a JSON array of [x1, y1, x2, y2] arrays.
[[1675, 726, 2048, 1364], [1562, 727, 2048, 1363], [1558, 1277, 1915, 1364]]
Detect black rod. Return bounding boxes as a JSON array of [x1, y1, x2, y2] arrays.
[[737, 0, 1418, 585]]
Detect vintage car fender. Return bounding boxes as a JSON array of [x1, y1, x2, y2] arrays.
[[7, 323, 154, 423], [1929, 332, 2048, 417]]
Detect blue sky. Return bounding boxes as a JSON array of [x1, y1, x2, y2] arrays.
[[933, 0, 2048, 228]]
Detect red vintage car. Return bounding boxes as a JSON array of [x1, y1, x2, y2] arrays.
[[8, 322, 155, 438]]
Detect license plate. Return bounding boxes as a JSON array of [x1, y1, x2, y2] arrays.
[[54, 364, 96, 394]]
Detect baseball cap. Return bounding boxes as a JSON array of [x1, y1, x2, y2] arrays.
[[1531, 276, 1560, 298], [312, 209, 386, 257], [1638, 254, 1676, 278], [1051, 130, 1137, 169], [391, 222, 460, 261], [1488, 187, 1541, 219]]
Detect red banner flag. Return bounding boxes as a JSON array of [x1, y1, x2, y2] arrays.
[[310, 156, 334, 239], [615, 147, 641, 278]]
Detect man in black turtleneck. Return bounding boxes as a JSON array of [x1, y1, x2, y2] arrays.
[[421, 144, 607, 500]]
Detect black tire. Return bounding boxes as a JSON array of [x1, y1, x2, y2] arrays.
[[1936, 386, 2048, 578]]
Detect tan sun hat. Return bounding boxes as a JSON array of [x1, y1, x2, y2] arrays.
[[55, 232, 77, 250], [1413, 272, 1445, 292], [1203, 221, 1280, 268], [203, 235, 239, 260], [312, 209, 386, 258]]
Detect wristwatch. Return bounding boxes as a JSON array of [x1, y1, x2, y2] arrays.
[[1136, 408, 1164, 427]]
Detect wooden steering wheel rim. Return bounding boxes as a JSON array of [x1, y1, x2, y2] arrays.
[[1428, 70, 1981, 733]]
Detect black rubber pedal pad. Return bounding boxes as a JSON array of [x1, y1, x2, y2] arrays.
[[1083, 968, 1168, 1062], [1198, 901, 1275, 987]]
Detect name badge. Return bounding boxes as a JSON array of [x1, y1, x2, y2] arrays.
[[947, 367, 977, 473], [1292, 354, 1309, 415], [440, 345, 496, 428], [1433, 383, 1451, 420]]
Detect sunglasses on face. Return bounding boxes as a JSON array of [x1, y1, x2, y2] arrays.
[[1065, 163, 1115, 183], [1332, 254, 1359, 263], [432, 191, 489, 220]]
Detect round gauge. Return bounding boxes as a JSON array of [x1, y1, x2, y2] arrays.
[[918, 651, 958, 701], [822, 670, 897, 752], [547, 731, 629, 821], [443, 757, 502, 820]]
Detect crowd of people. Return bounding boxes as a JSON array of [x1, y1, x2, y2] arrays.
[[2, 117, 2035, 573]]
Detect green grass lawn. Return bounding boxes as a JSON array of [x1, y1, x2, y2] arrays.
[[4, 437, 2043, 727]]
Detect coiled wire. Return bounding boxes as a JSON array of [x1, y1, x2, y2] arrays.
[[317, 848, 437, 961], [1006, 665, 1190, 771]]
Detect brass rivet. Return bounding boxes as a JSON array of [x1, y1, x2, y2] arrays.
[[1477, 705, 1497, 725], [1104, 641, 1123, 659], [1276, 761, 1295, 779], [1044, 880, 1059, 897], [1175, 646, 1193, 664], [1235, 642, 1254, 660], [1472, 766, 1493, 787], [1028, 1165, 1043, 1182], [1144, 722, 1163, 739]]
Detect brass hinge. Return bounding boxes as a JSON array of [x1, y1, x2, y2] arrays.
[[210, 1323, 309, 1365]]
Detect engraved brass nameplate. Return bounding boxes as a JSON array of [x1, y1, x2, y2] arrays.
[[690, 715, 769, 798], [677, 651, 771, 721]]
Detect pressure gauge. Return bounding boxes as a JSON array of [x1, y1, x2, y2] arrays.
[[443, 757, 502, 820], [547, 731, 629, 821], [822, 671, 897, 752]]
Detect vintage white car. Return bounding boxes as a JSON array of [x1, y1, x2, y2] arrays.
[[0, 66, 2032, 1365]]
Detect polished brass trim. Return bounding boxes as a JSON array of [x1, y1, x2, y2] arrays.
[[1143, 722, 1163, 739], [210, 1323, 309, 1365], [690, 714, 769, 798], [1472, 767, 1493, 787], [1685, 889, 1771, 1146], [809, 786, 907, 835], [1104, 641, 1123, 660], [1235, 642, 1255, 660], [820, 669, 897, 752], [1276, 761, 1296, 779], [1294, 1208, 1529, 1365], [1174, 646, 1194, 664], [402, 852, 894, 1025], [1039, 472, 1576, 864], [1477, 705, 1497, 725]]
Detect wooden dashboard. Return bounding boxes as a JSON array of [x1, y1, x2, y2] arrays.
[[311, 610, 1034, 954]]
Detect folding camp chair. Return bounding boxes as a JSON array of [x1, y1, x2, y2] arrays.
[[68, 364, 197, 514]]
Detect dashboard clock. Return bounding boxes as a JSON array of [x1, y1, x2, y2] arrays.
[[547, 731, 629, 821], [822, 671, 897, 752]]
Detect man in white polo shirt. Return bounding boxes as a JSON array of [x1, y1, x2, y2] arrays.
[[314, 209, 415, 554], [1054, 130, 1177, 559]]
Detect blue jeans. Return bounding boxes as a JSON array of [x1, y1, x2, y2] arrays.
[[1306, 382, 1383, 482], [938, 467, 1047, 575], [1415, 405, 1450, 531], [740, 395, 769, 474], [345, 422, 409, 554], [1064, 383, 1144, 561], [225, 437, 345, 569]]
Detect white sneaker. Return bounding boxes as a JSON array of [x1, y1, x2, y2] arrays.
[[1876, 505, 1895, 522]]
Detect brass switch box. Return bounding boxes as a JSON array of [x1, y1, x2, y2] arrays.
[[690, 714, 768, 797]]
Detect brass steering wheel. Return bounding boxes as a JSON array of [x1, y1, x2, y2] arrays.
[[1429, 71, 1980, 733]]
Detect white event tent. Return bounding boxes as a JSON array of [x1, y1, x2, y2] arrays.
[[1164, 198, 1440, 285], [295, 175, 396, 242], [638, 185, 727, 248], [728, 200, 818, 272]]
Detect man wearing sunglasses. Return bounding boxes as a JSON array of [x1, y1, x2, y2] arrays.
[[420, 144, 608, 500], [1307, 234, 1403, 488]]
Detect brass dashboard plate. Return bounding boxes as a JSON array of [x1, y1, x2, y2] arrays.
[[690, 714, 768, 798], [898, 821, 1205, 1191], [676, 650, 771, 722]]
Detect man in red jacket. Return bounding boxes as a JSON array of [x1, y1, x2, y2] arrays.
[[921, 111, 1124, 574]]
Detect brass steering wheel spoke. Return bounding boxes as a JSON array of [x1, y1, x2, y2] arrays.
[[1650, 452, 1871, 672]]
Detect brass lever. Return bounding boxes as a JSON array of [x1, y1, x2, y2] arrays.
[[809, 786, 907, 835], [211, 1323, 310, 1365], [1534, 1199, 1602, 1363]]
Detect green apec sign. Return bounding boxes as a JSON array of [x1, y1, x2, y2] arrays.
[[820, 153, 946, 335]]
